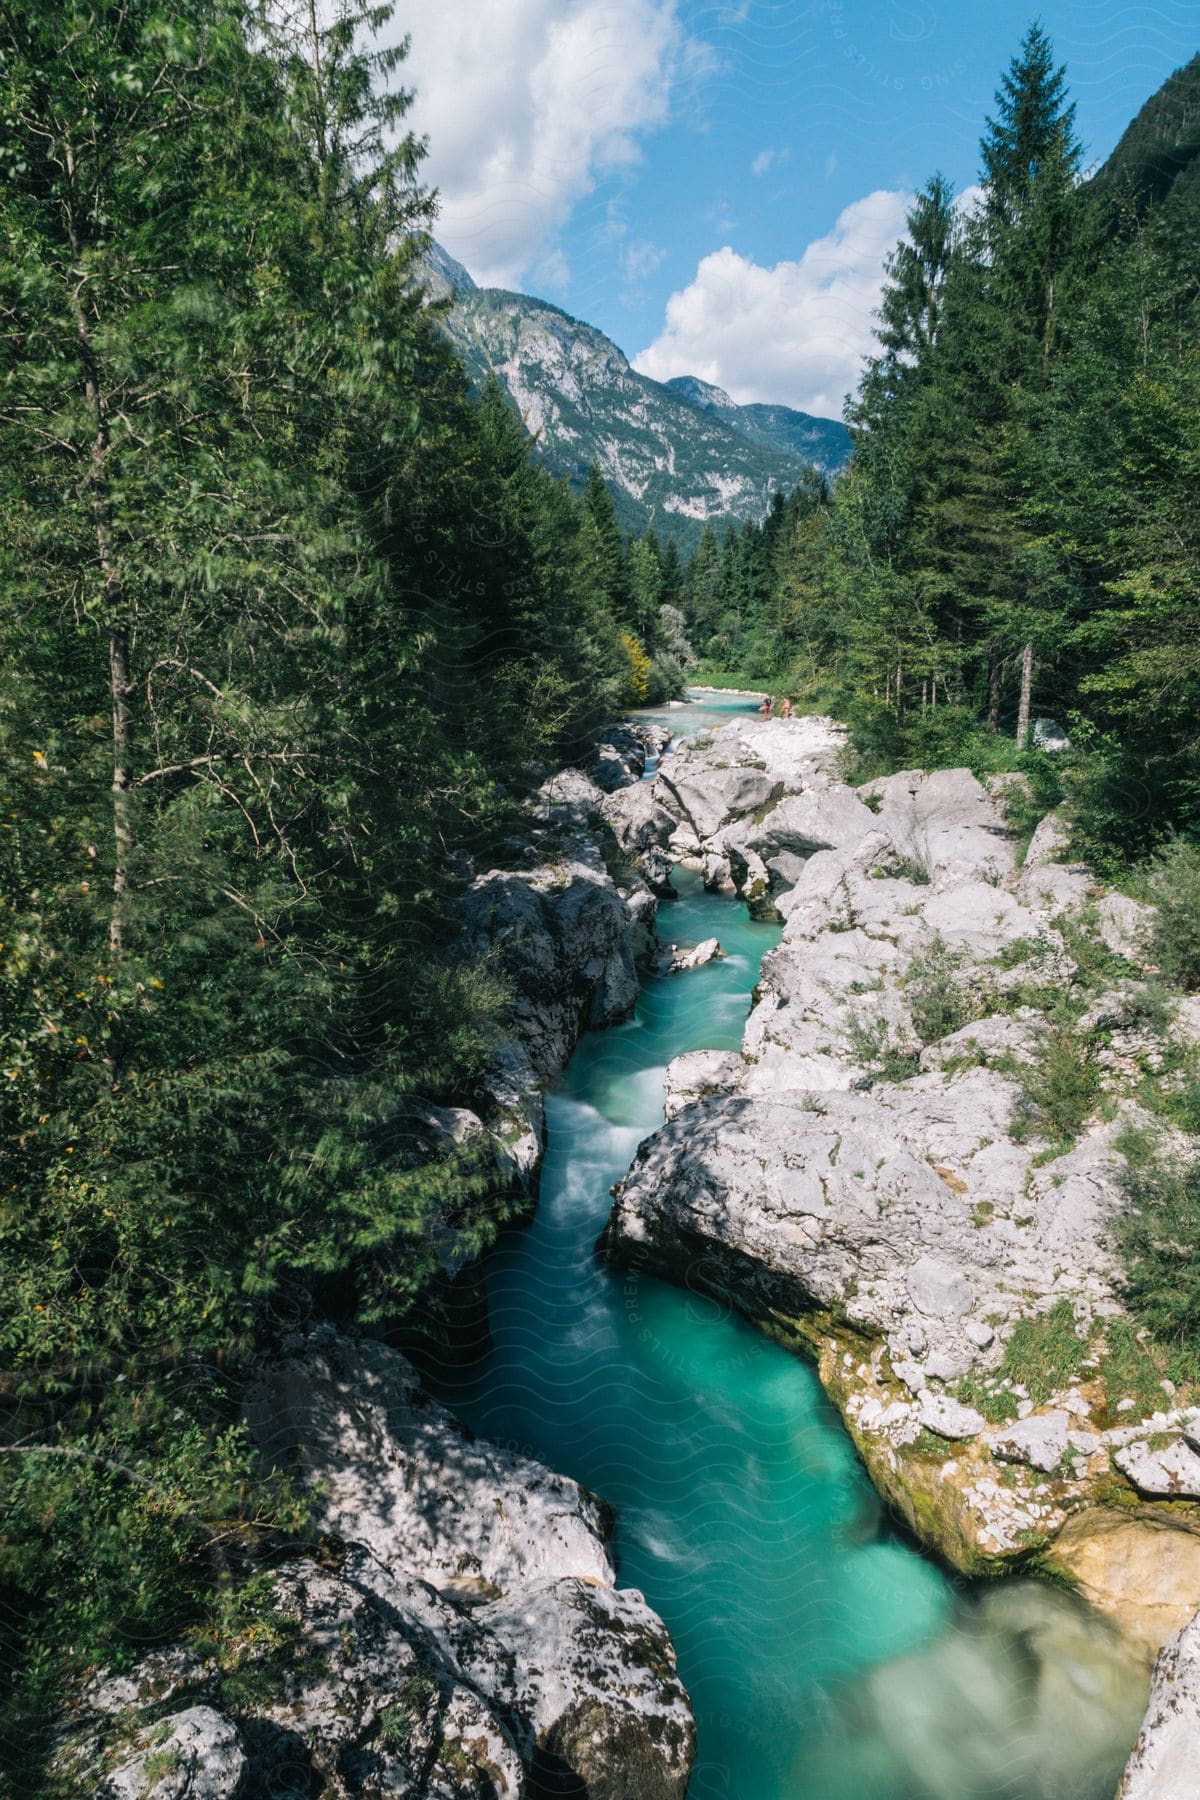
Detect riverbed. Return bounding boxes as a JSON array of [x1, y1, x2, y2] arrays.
[[433, 692, 1145, 1798]]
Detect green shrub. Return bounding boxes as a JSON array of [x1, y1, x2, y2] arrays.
[[1147, 840, 1200, 992], [842, 1014, 920, 1083], [1010, 1017, 1100, 1148], [1114, 1133, 1200, 1382], [904, 936, 979, 1044], [954, 1375, 1022, 1424]]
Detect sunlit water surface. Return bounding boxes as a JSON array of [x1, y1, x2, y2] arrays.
[[430, 691, 1146, 1798]]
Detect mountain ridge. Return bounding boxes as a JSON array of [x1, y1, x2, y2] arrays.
[[422, 244, 851, 550]]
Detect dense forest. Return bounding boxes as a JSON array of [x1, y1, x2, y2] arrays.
[[0, 0, 682, 1765], [681, 33, 1200, 865], [2, 1, 1198, 1777]]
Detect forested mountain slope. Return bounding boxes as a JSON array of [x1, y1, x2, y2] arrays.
[[423, 248, 850, 550], [1090, 51, 1200, 226]]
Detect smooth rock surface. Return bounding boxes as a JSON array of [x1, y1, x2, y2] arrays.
[[245, 1328, 615, 1593], [991, 1412, 1071, 1473], [1115, 1435, 1200, 1499], [1119, 1607, 1200, 1798]]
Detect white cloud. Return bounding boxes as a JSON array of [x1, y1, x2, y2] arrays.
[[955, 182, 986, 222], [751, 147, 789, 177], [633, 188, 913, 416], [622, 239, 666, 283], [400, 1, 704, 291]]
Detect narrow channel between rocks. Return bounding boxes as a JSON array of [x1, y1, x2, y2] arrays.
[[429, 693, 1147, 1800]]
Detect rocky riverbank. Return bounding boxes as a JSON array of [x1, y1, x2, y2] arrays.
[[55, 719, 695, 1800], [599, 713, 1200, 1696]]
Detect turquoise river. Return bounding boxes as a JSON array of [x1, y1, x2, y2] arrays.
[[433, 692, 1147, 1799]]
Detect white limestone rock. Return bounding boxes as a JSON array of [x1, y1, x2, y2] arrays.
[[657, 753, 782, 844], [991, 1412, 1072, 1473], [245, 1329, 615, 1594], [465, 1579, 695, 1799], [663, 1049, 744, 1119], [1119, 1607, 1200, 1799], [919, 1014, 1038, 1072], [665, 936, 724, 973], [1115, 1436, 1200, 1500], [906, 1256, 973, 1319], [456, 834, 640, 1075], [600, 780, 677, 893], [95, 1708, 245, 1800], [920, 1392, 986, 1440]]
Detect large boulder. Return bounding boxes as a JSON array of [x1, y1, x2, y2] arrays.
[[456, 845, 639, 1075], [601, 780, 677, 893], [592, 720, 669, 792], [64, 1328, 696, 1799], [464, 1579, 694, 1800], [94, 1708, 245, 1800], [244, 1332, 694, 1796], [244, 1329, 615, 1595], [1119, 1607, 1200, 1798], [658, 755, 782, 843]]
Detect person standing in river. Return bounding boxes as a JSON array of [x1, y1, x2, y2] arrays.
[[759, 695, 773, 718], [779, 697, 792, 719]]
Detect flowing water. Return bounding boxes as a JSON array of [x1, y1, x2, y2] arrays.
[[433, 691, 1147, 1798]]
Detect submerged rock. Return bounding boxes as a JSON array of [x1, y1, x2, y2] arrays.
[[659, 935, 724, 974], [815, 1583, 1147, 1800]]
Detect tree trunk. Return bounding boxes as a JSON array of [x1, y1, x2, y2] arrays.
[[67, 161, 133, 958], [1016, 642, 1034, 749], [987, 656, 1002, 732], [108, 626, 133, 957]]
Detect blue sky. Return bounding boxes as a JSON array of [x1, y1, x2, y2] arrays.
[[399, 1, 1197, 417]]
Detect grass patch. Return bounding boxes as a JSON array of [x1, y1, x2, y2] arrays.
[[954, 1375, 1021, 1424], [1145, 840, 1200, 991], [907, 1428, 956, 1460], [1095, 1319, 1172, 1426], [378, 1670, 439, 1751], [994, 1299, 1090, 1406], [842, 1013, 921, 1084], [893, 852, 931, 886]]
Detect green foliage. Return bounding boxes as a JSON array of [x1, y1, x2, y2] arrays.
[[378, 1670, 438, 1749], [841, 1014, 921, 1084], [994, 1299, 1091, 1406], [0, 0, 657, 1768], [904, 936, 979, 1044], [954, 1375, 1022, 1425], [1096, 1318, 1174, 1425], [1010, 1017, 1101, 1148], [1114, 1132, 1200, 1382], [686, 32, 1199, 866], [1146, 840, 1200, 991]]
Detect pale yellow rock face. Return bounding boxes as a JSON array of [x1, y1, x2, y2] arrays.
[[1049, 1509, 1200, 1656]]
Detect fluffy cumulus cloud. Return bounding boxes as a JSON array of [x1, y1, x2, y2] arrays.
[[633, 188, 914, 417], [400, 0, 699, 291]]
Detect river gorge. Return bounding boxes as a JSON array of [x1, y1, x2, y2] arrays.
[[431, 693, 1149, 1800], [57, 690, 1199, 1799]]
